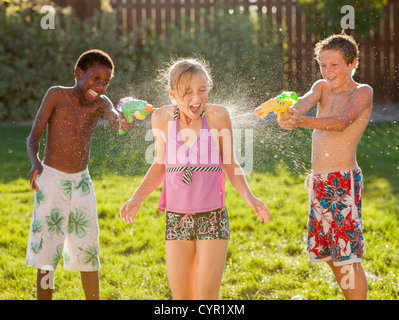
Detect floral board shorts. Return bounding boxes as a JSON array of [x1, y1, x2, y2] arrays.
[[165, 207, 230, 241], [306, 169, 365, 266], [26, 164, 100, 271]]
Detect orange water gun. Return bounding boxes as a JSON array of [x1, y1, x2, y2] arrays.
[[253, 92, 298, 120]]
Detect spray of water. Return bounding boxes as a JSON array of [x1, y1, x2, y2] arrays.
[[97, 79, 311, 178], [207, 88, 311, 176]]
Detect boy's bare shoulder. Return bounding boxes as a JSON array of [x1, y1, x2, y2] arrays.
[[46, 85, 69, 98], [97, 94, 113, 109], [38, 86, 72, 109], [313, 79, 330, 91], [355, 83, 373, 96], [351, 84, 374, 109]]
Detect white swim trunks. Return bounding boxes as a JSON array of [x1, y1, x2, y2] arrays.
[[26, 164, 100, 271]]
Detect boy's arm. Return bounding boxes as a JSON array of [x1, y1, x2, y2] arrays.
[[297, 85, 373, 131], [278, 80, 324, 130], [208, 105, 269, 224], [27, 87, 59, 191], [291, 80, 325, 115]]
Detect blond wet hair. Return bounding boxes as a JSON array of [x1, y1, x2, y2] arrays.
[[158, 57, 213, 99]]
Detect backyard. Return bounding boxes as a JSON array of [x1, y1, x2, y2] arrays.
[[0, 120, 398, 300], [0, 0, 398, 301]]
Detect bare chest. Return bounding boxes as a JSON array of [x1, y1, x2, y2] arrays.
[[51, 101, 101, 135], [318, 91, 352, 116]]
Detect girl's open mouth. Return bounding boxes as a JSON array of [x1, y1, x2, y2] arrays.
[[189, 104, 201, 114]]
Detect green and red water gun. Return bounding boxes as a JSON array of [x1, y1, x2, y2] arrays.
[[117, 97, 154, 135]]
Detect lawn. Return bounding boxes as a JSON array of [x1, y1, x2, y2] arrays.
[[0, 119, 398, 300]]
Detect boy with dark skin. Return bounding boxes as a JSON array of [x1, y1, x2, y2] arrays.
[[26, 50, 133, 299]]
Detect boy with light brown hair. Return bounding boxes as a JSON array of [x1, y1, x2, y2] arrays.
[[278, 33, 373, 300]]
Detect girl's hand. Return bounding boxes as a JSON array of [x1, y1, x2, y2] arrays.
[[248, 196, 270, 224], [120, 196, 141, 224]]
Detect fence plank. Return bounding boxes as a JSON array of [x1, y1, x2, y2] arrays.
[[304, 8, 313, 89], [126, 0, 133, 32], [241, 0, 250, 13], [383, 2, 391, 101], [392, 0, 399, 102], [155, 0, 162, 36], [285, 1, 294, 85], [184, 0, 191, 35], [193, 0, 201, 37], [113, 0, 123, 35], [175, 0, 182, 34], [275, 0, 282, 26], [136, 0, 142, 27], [165, 0, 172, 35], [374, 24, 381, 103], [295, 4, 302, 91], [364, 31, 372, 89], [144, 0, 152, 24]]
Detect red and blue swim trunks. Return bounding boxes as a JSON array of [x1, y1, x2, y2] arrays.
[[306, 169, 365, 266]]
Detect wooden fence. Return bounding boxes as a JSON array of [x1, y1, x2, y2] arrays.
[[109, 0, 399, 104]]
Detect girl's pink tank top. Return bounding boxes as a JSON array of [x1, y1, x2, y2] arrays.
[[158, 114, 225, 213]]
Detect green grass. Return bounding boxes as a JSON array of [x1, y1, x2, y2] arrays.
[[0, 120, 398, 300]]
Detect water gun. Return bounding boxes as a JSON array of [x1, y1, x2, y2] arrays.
[[117, 97, 154, 135], [253, 91, 298, 120]]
